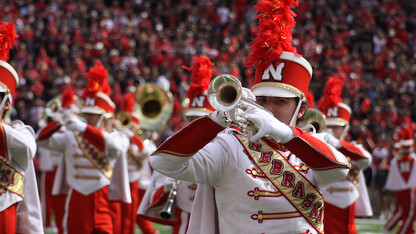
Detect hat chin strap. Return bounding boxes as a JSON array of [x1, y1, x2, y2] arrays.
[[96, 114, 105, 129], [0, 93, 9, 119], [289, 99, 302, 126], [340, 125, 349, 140]]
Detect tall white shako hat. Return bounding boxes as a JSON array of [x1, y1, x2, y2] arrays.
[[317, 75, 351, 127], [81, 60, 115, 119], [183, 55, 215, 117], [243, 0, 313, 126], [0, 20, 19, 109]]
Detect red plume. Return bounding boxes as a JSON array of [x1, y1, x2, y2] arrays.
[[61, 88, 75, 108], [122, 93, 135, 113], [244, 0, 298, 71], [185, 55, 213, 100], [306, 91, 315, 108], [83, 60, 109, 97], [0, 20, 19, 61], [317, 75, 343, 113]]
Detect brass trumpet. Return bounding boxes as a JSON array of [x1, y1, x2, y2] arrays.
[[113, 111, 142, 136], [207, 74, 272, 133], [38, 94, 83, 127]]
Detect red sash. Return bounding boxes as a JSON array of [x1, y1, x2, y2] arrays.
[[74, 131, 113, 179]]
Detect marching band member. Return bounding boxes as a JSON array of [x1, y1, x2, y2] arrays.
[[0, 20, 42, 234], [150, 1, 349, 233], [37, 88, 78, 234], [383, 119, 416, 234], [138, 55, 215, 234], [37, 61, 129, 234], [114, 92, 157, 234], [317, 76, 372, 234]]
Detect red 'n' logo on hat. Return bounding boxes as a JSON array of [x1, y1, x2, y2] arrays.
[[261, 63, 285, 82], [190, 95, 207, 108]]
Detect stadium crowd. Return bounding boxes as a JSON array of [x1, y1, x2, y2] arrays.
[[2, 0, 416, 220]]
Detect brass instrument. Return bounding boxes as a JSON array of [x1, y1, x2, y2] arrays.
[[113, 111, 141, 135], [207, 74, 272, 134], [133, 83, 173, 133], [38, 94, 83, 128], [159, 180, 180, 219], [296, 108, 327, 134]]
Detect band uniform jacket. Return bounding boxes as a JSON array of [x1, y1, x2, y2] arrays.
[[385, 153, 416, 191], [0, 121, 37, 211], [0, 121, 42, 233], [37, 123, 128, 196], [320, 138, 372, 209], [151, 116, 350, 234]]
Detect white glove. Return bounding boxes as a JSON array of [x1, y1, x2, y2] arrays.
[[63, 114, 87, 132], [324, 133, 342, 148], [241, 87, 256, 101], [245, 107, 294, 143], [208, 110, 230, 127], [122, 128, 134, 138]]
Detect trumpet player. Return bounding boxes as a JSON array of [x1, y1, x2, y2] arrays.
[[0, 20, 43, 234], [316, 76, 372, 234], [150, 1, 349, 233], [138, 55, 215, 234], [37, 88, 79, 234], [37, 61, 129, 234]]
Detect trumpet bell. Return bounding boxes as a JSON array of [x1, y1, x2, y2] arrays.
[[133, 83, 173, 131], [207, 74, 242, 112]]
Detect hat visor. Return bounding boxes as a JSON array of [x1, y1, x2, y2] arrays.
[[252, 86, 298, 98], [81, 106, 104, 115], [185, 108, 213, 117], [325, 118, 348, 127]]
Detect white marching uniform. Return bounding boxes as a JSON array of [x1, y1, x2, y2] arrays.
[[151, 117, 350, 234], [322, 142, 372, 209], [0, 121, 43, 233], [37, 127, 128, 196]]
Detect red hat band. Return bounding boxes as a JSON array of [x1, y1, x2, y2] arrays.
[[82, 92, 115, 117], [185, 93, 215, 117], [0, 60, 18, 97], [251, 52, 313, 100], [325, 103, 351, 126]]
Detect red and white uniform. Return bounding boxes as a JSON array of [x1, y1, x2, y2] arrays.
[[37, 123, 128, 233], [321, 137, 372, 234], [384, 153, 416, 234], [0, 121, 42, 234], [151, 117, 350, 233], [138, 139, 194, 234], [138, 170, 195, 234], [38, 145, 65, 232], [115, 136, 157, 234]]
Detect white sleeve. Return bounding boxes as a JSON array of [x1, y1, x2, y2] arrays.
[[151, 134, 235, 187], [104, 130, 129, 159], [9, 123, 37, 171]]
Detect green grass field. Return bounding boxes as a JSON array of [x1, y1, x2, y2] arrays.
[[44, 218, 402, 234], [144, 219, 402, 234]]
